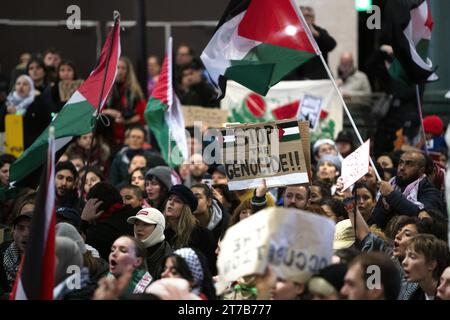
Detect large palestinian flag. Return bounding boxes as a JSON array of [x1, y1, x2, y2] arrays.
[[201, 0, 319, 97], [145, 37, 188, 167], [8, 14, 121, 187], [386, 0, 438, 84]]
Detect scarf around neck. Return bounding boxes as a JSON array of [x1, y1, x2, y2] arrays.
[[3, 242, 21, 286], [390, 174, 426, 210], [6, 75, 36, 115]]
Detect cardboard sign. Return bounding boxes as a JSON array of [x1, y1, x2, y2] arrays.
[[341, 139, 371, 191], [219, 120, 310, 190], [182, 105, 229, 128], [296, 94, 323, 131], [4, 114, 24, 158], [216, 207, 335, 294], [59, 80, 84, 102]]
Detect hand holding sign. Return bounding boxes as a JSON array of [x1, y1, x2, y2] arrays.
[[341, 140, 371, 191]]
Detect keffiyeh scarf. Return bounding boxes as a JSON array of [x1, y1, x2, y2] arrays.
[[3, 242, 21, 286], [390, 174, 426, 210]]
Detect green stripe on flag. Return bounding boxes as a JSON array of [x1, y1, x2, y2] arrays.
[[226, 43, 316, 95], [10, 100, 94, 183], [144, 97, 172, 166]]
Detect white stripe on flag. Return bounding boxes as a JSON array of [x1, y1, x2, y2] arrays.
[[201, 11, 260, 87], [14, 279, 28, 300], [43, 133, 55, 242]]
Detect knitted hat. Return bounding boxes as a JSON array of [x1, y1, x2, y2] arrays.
[[55, 161, 78, 179], [146, 166, 173, 190], [56, 222, 87, 254], [55, 236, 83, 285], [423, 115, 444, 136], [333, 219, 355, 250], [317, 154, 342, 173], [168, 184, 198, 212], [313, 139, 336, 155]]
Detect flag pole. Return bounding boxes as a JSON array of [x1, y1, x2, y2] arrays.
[[81, 11, 120, 194], [291, 1, 382, 181], [167, 37, 173, 167], [415, 84, 429, 155]]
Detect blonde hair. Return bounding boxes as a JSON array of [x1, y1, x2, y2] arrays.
[[168, 204, 198, 249], [119, 56, 144, 99]]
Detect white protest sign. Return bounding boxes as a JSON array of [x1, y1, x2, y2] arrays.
[[341, 139, 371, 191], [216, 207, 335, 294], [296, 94, 323, 131]]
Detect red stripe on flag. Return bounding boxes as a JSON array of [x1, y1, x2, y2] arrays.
[[40, 213, 55, 299], [150, 54, 170, 106], [78, 18, 121, 110], [238, 0, 316, 53], [424, 0, 433, 31]]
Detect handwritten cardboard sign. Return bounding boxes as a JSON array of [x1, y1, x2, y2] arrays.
[[216, 207, 335, 294], [182, 105, 229, 128], [341, 139, 371, 191], [296, 94, 323, 131], [219, 120, 310, 190], [59, 80, 84, 102]]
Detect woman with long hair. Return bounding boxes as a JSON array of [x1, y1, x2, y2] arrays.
[[163, 185, 216, 274], [102, 56, 146, 146]]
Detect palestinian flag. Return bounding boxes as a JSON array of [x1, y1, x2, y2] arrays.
[[10, 127, 56, 300], [201, 0, 319, 97], [9, 14, 121, 187], [145, 37, 188, 167], [386, 0, 438, 84]]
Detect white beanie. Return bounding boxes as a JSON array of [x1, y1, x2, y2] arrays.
[[313, 139, 336, 155]]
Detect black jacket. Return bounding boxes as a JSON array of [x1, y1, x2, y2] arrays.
[[146, 240, 173, 279], [165, 225, 217, 275], [23, 95, 52, 149], [368, 178, 444, 229], [83, 205, 139, 260]]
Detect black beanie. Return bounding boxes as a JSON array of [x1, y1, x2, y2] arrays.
[[168, 184, 198, 212], [56, 161, 78, 180]]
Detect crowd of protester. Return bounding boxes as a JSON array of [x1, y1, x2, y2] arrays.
[[0, 5, 449, 300]]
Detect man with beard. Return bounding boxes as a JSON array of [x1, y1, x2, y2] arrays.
[[55, 161, 80, 211], [283, 185, 309, 210], [368, 151, 444, 229]]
